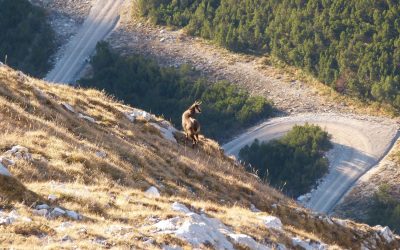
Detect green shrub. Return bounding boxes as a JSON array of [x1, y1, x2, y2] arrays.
[[0, 0, 56, 77], [366, 184, 400, 233], [79, 42, 273, 140], [239, 124, 332, 197]]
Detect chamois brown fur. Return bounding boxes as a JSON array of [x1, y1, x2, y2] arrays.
[[182, 101, 202, 147]]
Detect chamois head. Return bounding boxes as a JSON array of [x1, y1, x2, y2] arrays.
[[189, 101, 202, 114]]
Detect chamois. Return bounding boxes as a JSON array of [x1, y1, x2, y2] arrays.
[[182, 101, 202, 147]]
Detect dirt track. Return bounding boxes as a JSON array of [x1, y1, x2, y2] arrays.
[[223, 113, 399, 213]]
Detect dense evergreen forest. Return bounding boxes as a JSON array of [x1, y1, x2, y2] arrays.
[[80, 42, 273, 140], [139, 0, 400, 110], [239, 124, 332, 196], [0, 0, 55, 77]]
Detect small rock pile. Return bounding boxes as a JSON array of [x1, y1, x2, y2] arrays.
[[0, 210, 31, 225], [0, 145, 33, 177], [125, 108, 178, 143], [32, 203, 82, 220], [61, 102, 96, 123]]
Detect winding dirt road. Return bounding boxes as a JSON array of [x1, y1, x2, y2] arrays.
[[223, 113, 399, 213], [45, 0, 125, 84]]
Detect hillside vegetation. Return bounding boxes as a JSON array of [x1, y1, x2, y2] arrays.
[[80, 42, 273, 140], [0, 65, 398, 248], [139, 0, 400, 111], [239, 124, 332, 197], [0, 0, 55, 77]]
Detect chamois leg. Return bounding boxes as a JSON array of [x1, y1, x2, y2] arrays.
[[195, 133, 200, 143], [188, 132, 196, 148]]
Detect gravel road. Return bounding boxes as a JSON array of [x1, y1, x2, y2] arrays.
[[45, 0, 125, 84], [223, 113, 399, 213]]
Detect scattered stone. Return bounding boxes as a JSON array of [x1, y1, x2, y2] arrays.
[[50, 207, 66, 218], [160, 37, 166, 42], [78, 113, 96, 123], [154, 217, 181, 232], [57, 222, 74, 231], [145, 186, 160, 198], [143, 238, 155, 245], [261, 216, 283, 230], [61, 235, 73, 242], [36, 204, 50, 210], [333, 218, 348, 227], [155, 203, 271, 250], [0, 162, 11, 177], [228, 233, 271, 250], [125, 109, 155, 122], [150, 122, 178, 143], [0, 157, 15, 167], [375, 225, 395, 243], [95, 151, 107, 158], [48, 194, 58, 202], [5, 145, 32, 161], [66, 210, 82, 220], [250, 204, 261, 213], [292, 237, 327, 250], [32, 209, 48, 216], [61, 103, 76, 113], [0, 210, 29, 225], [172, 202, 191, 214]]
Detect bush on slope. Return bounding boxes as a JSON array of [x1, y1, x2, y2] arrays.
[[0, 0, 55, 77]]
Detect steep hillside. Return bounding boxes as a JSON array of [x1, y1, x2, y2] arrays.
[[0, 65, 398, 249]]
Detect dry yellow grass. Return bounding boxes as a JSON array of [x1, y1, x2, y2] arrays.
[[0, 66, 397, 249]]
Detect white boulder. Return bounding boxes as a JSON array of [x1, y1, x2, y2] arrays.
[[145, 186, 161, 198], [261, 216, 283, 230], [36, 204, 50, 210], [50, 207, 66, 218], [154, 217, 181, 232], [125, 109, 155, 122], [48, 194, 58, 202], [95, 151, 107, 158], [0, 162, 11, 177], [292, 237, 328, 250], [375, 226, 395, 243], [66, 210, 82, 220], [61, 103, 76, 113], [155, 203, 272, 250], [250, 204, 261, 213], [150, 122, 178, 143], [228, 233, 272, 250], [5, 145, 32, 161], [78, 113, 96, 123], [0, 157, 15, 167], [172, 202, 191, 214], [32, 209, 48, 216]]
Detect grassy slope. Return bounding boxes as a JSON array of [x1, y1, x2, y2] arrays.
[[0, 65, 397, 249]]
